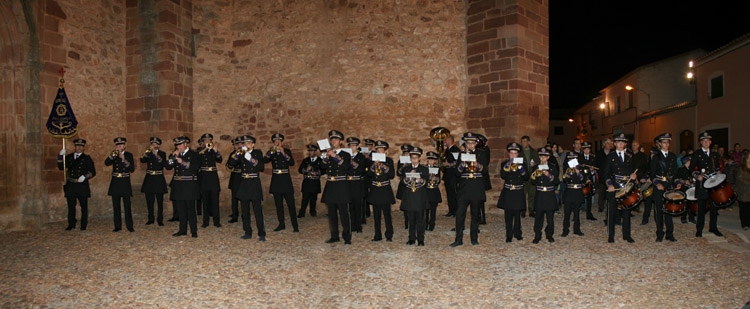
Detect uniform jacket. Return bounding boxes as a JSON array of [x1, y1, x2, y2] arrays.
[[105, 151, 135, 196], [197, 146, 222, 192], [455, 149, 490, 202], [58, 152, 96, 198], [366, 157, 395, 205], [398, 164, 430, 211], [167, 148, 200, 201], [140, 150, 168, 194], [320, 149, 351, 204], [264, 147, 295, 194], [298, 156, 322, 194], [228, 149, 265, 201]]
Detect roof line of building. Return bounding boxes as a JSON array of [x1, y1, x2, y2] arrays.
[[598, 49, 705, 93], [636, 100, 696, 120], [695, 33, 750, 66]]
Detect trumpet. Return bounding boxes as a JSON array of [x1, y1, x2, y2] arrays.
[[236, 147, 246, 156], [467, 160, 477, 173], [144, 146, 153, 156], [269, 146, 278, 153], [373, 162, 384, 176], [111, 150, 120, 158], [510, 163, 519, 172], [206, 142, 213, 150]]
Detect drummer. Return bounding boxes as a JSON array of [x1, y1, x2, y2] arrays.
[[690, 131, 724, 238], [676, 156, 696, 224], [602, 133, 641, 243], [650, 133, 681, 242]]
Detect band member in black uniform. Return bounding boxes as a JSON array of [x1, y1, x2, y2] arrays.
[[425, 151, 442, 231], [639, 138, 657, 225], [498, 142, 527, 243], [367, 140, 396, 242], [399, 147, 429, 246], [579, 142, 597, 220], [603, 133, 640, 243], [442, 135, 460, 217], [476, 134, 490, 225], [298, 144, 322, 217], [197, 133, 222, 228], [691, 131, 724, 237], [58, 138, 96, 231], [320, 130, 352, 244], [396, 144, 413, 229], [346, 137, 366, 233], [140, 137, 168, 226], [450, 133, 489, 247], [228, 135, 266, 241], [561, 152, 585, 237], [530, 147, 559, 243], [195, 139, 204, 216], [226, 137, 242, 223], [168, 136, 200, 238], [677, 156, 695, 223], [105, 137, 136, 232], [264, 133, 298, 232], [362, 138, 376, 220], [650, 133, 681, 242]]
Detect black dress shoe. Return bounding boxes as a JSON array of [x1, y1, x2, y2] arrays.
[[450, 228, 456, 231], [173, 232, 186, 237], [418, 241, 424, 246], [157, 221, 164, 226], [681, 218, 688, 224], [310, 212, 317, 217], [228, 219, 238, 223], [514, 236, 523, 241], [547, 236, 555, 243], [532, 238, 541, 244], [666, 235, 677, 242], [561, 231, 569, 237], [386, 238, 392, 242], [624, 237, 635, 243], [297, 213, 305, 218], [640, 221, 648, 226], [273, 226, 285, 232], [214, 223, 222, 228], [480, 220, 487, 225], [293, 228, 299, 233], [259, 236, 266, 242], [656, 237, 663, 242], [241, 234, 252, 240], [506, 238, 512, 243], [168, 218, 178, 222], [710, 230, 723, 237], [587, 217, 597, 221], [449, 241, 463, 247], [371, 237, 383, 242], [471, 240, 479, 246], [65, 226, 74, 231], [201, 224, 209, 228], [146, 221, 154, 225], [406, 240, 415, 245], [443, 213, 454, 217], [191, 233, 198, 238], [325, 238, 340, 243], [608, 238, 614, 243], [128, 228, 135, 232], [696, 231, 702, 237], [80, 227, 86, 231], [113, 228, 121, 232], [574, 231, 584, 236], [344, 240, 351, 245]]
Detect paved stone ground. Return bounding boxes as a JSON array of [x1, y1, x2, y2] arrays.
[[1, 207, 748, 307]]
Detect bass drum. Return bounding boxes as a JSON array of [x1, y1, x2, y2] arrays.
[[686, 187, 699, 215], [662, 190, 687, 216], [704, 173, 737, 208]]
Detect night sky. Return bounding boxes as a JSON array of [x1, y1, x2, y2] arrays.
[[550, 1, 750, 110]]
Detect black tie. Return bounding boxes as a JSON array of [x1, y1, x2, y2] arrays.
[[619, 152, 624, 162]]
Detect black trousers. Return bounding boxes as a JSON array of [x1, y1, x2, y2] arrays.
[[145, 193, 164, 223], [444, 178, 457, 215], [642, 195, 655, 223], [534, 208, 555, 238], [196, 198, 202, 216], [348, 197, 362, 232], [170, 200, 178, 220], [373, 203, 393, 239], [299, 192, 318, 216], [563, 199, 582, 234], [327, 202, 351, 241], [504, 209, 522, 240], [425, 201, 438, 229], [241, 199, 265, 237], [175, 199, 197, 235], [112, 196, 133, 230], [230, 194, 240, 220], [653, 189, 674, 238], [201, 189, 220, 225], [597, 182, 607, 212], [607, 192, 632, 240], [455, 198, 482, 242], [696, 198, 718, 233], [585, 194, 595, 218], [273, 192, 298, 229], [739, 201, 750, 228], [407, 210, 425, 242], [66, 197, 88, 228]]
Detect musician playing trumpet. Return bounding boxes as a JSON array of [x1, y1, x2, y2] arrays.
[[366, 140, 395, 242], [449, 133, 488, 247], [561, 152, 585, 238], [197, 133, 222, 228], [140, 137, 168, 226], [264, 133, 298, 232], [529, 147, 559, 244], [498, 142, 527, 243], [425, 151, 442, 231], [579, 142, 598, 220], [298, 144, 322, 218], [105, 137, 136, 232]]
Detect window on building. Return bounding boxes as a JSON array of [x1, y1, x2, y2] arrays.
[[710, 75, 724, 99], [554, 126, 564, 135], [591, 119, 597, 130], [627, 91, 633, 109], [615, 96, 621, 113]]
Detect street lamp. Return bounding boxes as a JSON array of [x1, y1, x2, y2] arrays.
[[599, 103, 605, 109], [625, 85, 651, 112]]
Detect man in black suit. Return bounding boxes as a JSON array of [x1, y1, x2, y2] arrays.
[[228, 135, 266, 241], [366, 140, 396, 242], [58, 138, 96, 231], [226, 137, 242, 223], [691, 131, 724, 237], [168, 136, 200, 238], [596, 138, 613, 213], [450, 132, 489, 247], [346, 137, 367, 233], [579, 142, 597, 220], [197, 133, 222, 228], [398, 147, 430, 246], [298, 144, 322, 217], [441, 135, 460, 217], [265, 133, 298, 232], [602, 133, 639, 243], [650, 133, 681, 242], [319, 130, 352, 244], [105, 137, 136, 232], [140, 137, 168, 226]]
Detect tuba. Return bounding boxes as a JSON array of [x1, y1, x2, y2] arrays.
[[430, 127, 451, 169]]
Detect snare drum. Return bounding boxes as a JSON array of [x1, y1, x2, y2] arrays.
[[662, 190, 687, 216], [686, 187, 699, 215], [615, 182, 642, 210], [703, 173, 737, 208], [582, 182, 595, 197], [639, 180, 654, 199]]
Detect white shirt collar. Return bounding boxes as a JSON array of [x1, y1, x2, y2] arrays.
[[702, 148, 710, 154], [182, 148, 189, 156]]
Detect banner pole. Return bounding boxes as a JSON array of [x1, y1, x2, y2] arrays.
[[63, 137, 66, 187]]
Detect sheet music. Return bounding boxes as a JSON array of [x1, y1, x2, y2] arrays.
[[317, 139, 331, 150], [372, 153, 386, 162]]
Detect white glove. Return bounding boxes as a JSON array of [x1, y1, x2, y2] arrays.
[[60, 148, 66, 156], [244, 152, 252, 161], [78, 175, 86, 183], [242, 146, 248, 151]]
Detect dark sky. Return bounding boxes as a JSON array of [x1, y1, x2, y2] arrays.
[[550, 1, 750, 110]]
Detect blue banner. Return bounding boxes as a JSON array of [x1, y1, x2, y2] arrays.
[[45, 86, 79, 138]]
